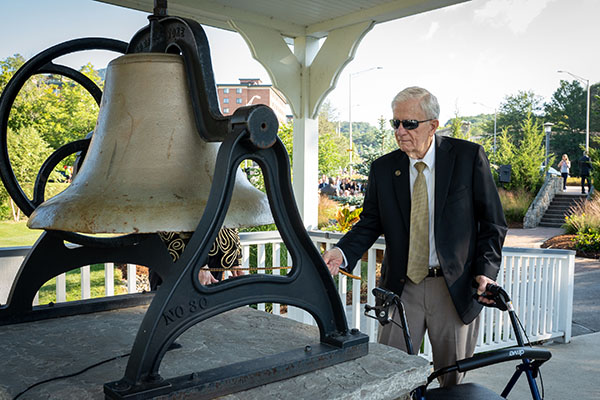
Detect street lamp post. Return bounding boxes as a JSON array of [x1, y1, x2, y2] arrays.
[[558, 70, 590, 152], [474, 102, 497, 154], [348, 67, 382, 177], [544, 122, 554, 169]]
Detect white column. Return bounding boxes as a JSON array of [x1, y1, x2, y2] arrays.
[[289, 35, 319, 228], [292, 115, 319, 228]]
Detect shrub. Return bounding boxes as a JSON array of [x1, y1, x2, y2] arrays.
[[330, 195, 364, 207], [573, 228, 600, 253], [334, 206, 362, 232], [318, 195, 340, 229], [563, 194, 600, 234]]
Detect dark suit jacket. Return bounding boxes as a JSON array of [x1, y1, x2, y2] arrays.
[[337, 135, 507, 324], [579, 156, 592, 176]]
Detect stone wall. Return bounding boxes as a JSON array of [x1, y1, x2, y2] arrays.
[[523, 175, 562, 228]]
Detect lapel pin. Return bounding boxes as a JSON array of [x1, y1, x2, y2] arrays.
[[395, 170, 401, 176]]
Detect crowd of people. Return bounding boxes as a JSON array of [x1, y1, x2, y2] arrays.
[[318, 175, 365, 197]]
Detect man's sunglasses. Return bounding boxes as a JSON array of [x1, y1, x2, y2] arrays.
[[389, 119, 434, 130]]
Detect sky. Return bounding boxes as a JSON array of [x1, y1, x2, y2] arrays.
[[1, 0, 599, 126]]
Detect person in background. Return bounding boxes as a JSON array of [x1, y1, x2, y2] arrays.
[[322, 86, 507, 387], [558, 154, 571, 192], [319, 177, 338, 196], [579, 151, 592, 194]]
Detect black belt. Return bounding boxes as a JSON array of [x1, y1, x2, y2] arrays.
[[427, 267, 443, 277]]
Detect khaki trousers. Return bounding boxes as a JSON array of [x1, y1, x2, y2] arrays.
[[377, 276, 480, 387]]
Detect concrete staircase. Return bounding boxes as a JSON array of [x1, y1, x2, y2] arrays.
[[539, 191, 587, 227]]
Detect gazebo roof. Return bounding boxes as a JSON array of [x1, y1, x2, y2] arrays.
[[97, 0, 468, 38]]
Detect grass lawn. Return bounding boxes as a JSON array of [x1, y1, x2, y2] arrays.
[[38, 264, 128, 305], [0, 220, 130, 304], [0, 220, 42, 247]]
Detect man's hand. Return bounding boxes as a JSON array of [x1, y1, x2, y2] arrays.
[[474, 274, 497, 305], [323, 247, 343, 275]]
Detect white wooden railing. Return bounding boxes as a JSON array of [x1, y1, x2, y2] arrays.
[[0, 231, 575, 356]]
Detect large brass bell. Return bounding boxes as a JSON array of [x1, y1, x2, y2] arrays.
[[27, 53, 273, 233]]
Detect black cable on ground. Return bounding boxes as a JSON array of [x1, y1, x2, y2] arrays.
[[12, 352, 130, 400]]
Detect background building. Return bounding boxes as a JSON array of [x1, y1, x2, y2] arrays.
[[217, 78, 290, 125]]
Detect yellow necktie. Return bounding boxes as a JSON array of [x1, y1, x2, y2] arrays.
[[407, 161, 429, 284]]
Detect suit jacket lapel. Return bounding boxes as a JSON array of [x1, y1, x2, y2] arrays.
[[435, 135, 455, 230], [391, 150, 411, 232]]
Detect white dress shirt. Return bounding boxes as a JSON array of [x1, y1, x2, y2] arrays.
[[409, 139, 439, 267], [337, 138, 440, 269]]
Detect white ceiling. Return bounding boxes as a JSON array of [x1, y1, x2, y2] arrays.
[[96, 0, 469, 38]]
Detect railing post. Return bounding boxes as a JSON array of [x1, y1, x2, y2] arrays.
[[366, 248, 377, 341], [272, 243, 281, 315], [105, 263, 115, 296], [257, 244, 266, 312], [351, 259, 361, 329], [555, 253, 575, 343], [81, 265, 91, 299], [56, 272, 67, 303], [127, 264, 137, 293]]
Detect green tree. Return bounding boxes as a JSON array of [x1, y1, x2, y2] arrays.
[[317, 101, 350, 176], [493, 128, 515, 167], [447, 109, 472, 141], [493, 113, 546, 192], [486, 90, 544, 143], [591, 83, 600, 134], [1, 56, 103, 152], [352, 117, 396, 177], [544, 80, 588, 175], [2, 127, 54, 221], [278, 122, 293, 163], [318, 101, 338, 138], [376, 115, 396, 154], [318, 104, 348, 176], [0, 54, 26, 90], [33, 64, 102, 149], [244, 122, 294, 193], [1, 54, 43, 133], [588, 136, 600, 190], [319, 129, 347, 177]]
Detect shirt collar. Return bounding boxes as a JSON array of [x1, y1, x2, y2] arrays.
[[409, 137, 436, 170]]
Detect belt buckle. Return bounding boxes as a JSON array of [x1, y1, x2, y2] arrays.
[[430, 267, 440, 277]]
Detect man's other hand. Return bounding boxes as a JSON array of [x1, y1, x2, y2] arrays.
[[475, 274, 497, 306], [322, 247, 343, 276]]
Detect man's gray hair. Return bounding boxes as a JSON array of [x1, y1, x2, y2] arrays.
[[391, 87, 440, 120]]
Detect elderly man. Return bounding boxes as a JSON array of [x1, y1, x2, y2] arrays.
[[323, 87, 507, 386]]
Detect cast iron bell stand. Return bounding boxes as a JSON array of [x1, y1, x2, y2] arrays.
[[0, 6, 368, 399]]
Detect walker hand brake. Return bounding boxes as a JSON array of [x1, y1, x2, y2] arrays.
[[473, 283, 510, 311], [364, 287, 399, 325]]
